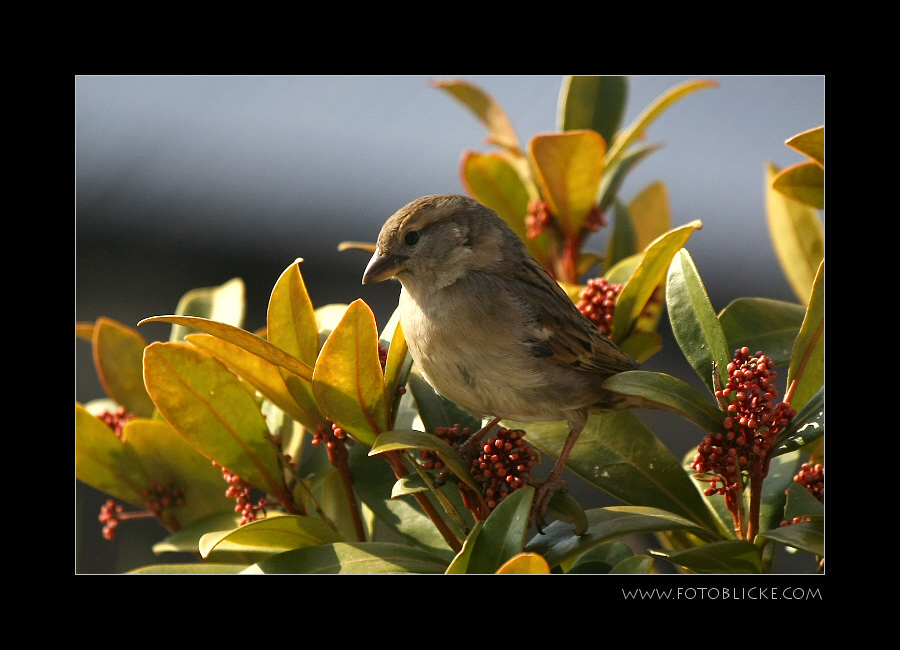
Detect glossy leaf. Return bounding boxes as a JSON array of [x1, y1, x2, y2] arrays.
[[666, 249, 730, 394], [765, 162, 824, 304], [718, 298, 806, 366], [199, 515, 343, 558], [75, 402, 151, 507], [513, 411, 719, 531], [368, 428, 480, 493], [783, 481, 824, 521], [123, 418, 234, 527], [529, 130, 607, 237], [565, 541, 634, 574], [612, 221, 702, 342], [557, 75, 627, 147], [140, 315, 313, 382], [758, 450, 801, 537], [773, 161, 824, 209], [771, 387, 824, 457], [610, 554, 655, 574], [788, 261, 824, 411], [246, 542, 448, 574], [312, 299, 389, 446], [142, 341, 290, 504], [651, 539, 760, 574], [461, 486, 533, 574], [184, 333, 324, 431], [432, 79, 520, 152], [445, 521, 484, 574], [496, 552, 551, 574], [92, 318, 156, 417], [603, 370, 725, 434], [785, 125, 824, 167], [408, 369, 482, 434], [526, 506, 714, 569], [605, 78, 717, 168], [153, 512, 243, 554], [756, 519, 824, 557], [170, 277, 245, 342]]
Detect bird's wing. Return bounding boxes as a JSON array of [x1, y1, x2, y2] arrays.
[[514, 257, 637, 375]]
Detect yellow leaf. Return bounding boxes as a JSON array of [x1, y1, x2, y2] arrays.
[[432, 79, 521, 152], [495, 552, 551, 574], [772, 161, 824, 209], [785, 125, 824, 167], [312, 300, 388, 446], [93, 317, 156, 417], [628, 180, 672, 252], [529, 130, 607, 236], [765, 163, 824, 304]]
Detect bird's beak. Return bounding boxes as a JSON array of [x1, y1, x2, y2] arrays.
[[362, 251, 403, 285]]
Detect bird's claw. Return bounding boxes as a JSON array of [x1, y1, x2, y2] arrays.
[[532, 476, 567, 534]]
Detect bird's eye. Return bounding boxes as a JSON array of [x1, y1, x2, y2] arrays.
[[404, 230, 420, 246]]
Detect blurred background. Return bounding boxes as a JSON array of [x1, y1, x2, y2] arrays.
[[75, 75, 825, 573]]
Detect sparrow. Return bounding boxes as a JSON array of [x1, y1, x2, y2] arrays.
[[362, 194, 641, 531]]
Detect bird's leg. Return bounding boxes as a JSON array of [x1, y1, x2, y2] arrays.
[[458, 416, 502, 464], [532, 412, 586, 533]]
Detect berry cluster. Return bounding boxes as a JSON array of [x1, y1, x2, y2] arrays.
[[692, 347, 796, 510], [420, 424, 472, 471], [793, 462, 824, 501], [213, 461, 267, 525], [142, 477, 186, 517], [470, 427, 536, 511], [577, 277, 623, 337], [583, 205, 607, 232], [525, 200, 552, 239], [98, 499, 125, 540], [312, 421, 349, 450], [98, 405, 135, 442]]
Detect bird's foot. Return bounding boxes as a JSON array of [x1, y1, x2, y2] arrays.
[[532, 474, 567, 534]]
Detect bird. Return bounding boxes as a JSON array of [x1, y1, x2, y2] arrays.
[[362, 194, 641, 531]]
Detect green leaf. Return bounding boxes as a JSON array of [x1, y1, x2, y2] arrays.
[[610, 554, 655, 574], [407, 369, 483, 434], [445, 521, 484, 574], [432, 78, 520, 152], [513, 411, 719, 531], [529, 130, 607, 237], [718, 298, 806, 366], [140, 315, 313, 382], [170, 277, 245, 342], [773, 161, 824, 209], [612, 221, 703, 343], [757, 450, 801, 538], [92, 318, 156, 417], [369, 428, 480, 493], [756, 519, 824, 557], [128, 563, 249, 574], [604, 201, 637, 273], [603, 370, 725, 434], [142, 342, 291, 505], [666, 249, 731, 394], [566, 541, 634, 574], [383, 320, 413, 428], [557, 75, 628, 148], [597, 143, 662, 212], [788, 261, 824, 411], [246, 542, 448, 574], [650, 539, 761, 574], [785, 126, 824, 167], [605, 78, 717, 169], [123, 418, 234, 527], [771, 386, 824, 457], [312, 299, 389, 446], [765, 162, 824, 304], [199, 514, 344, 558], [153, 512, 243, 554], [526, 505, 714, 569], [783, 481, 824, 521], [75, 402, 151, 507], [461, 486, 534, 574]]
